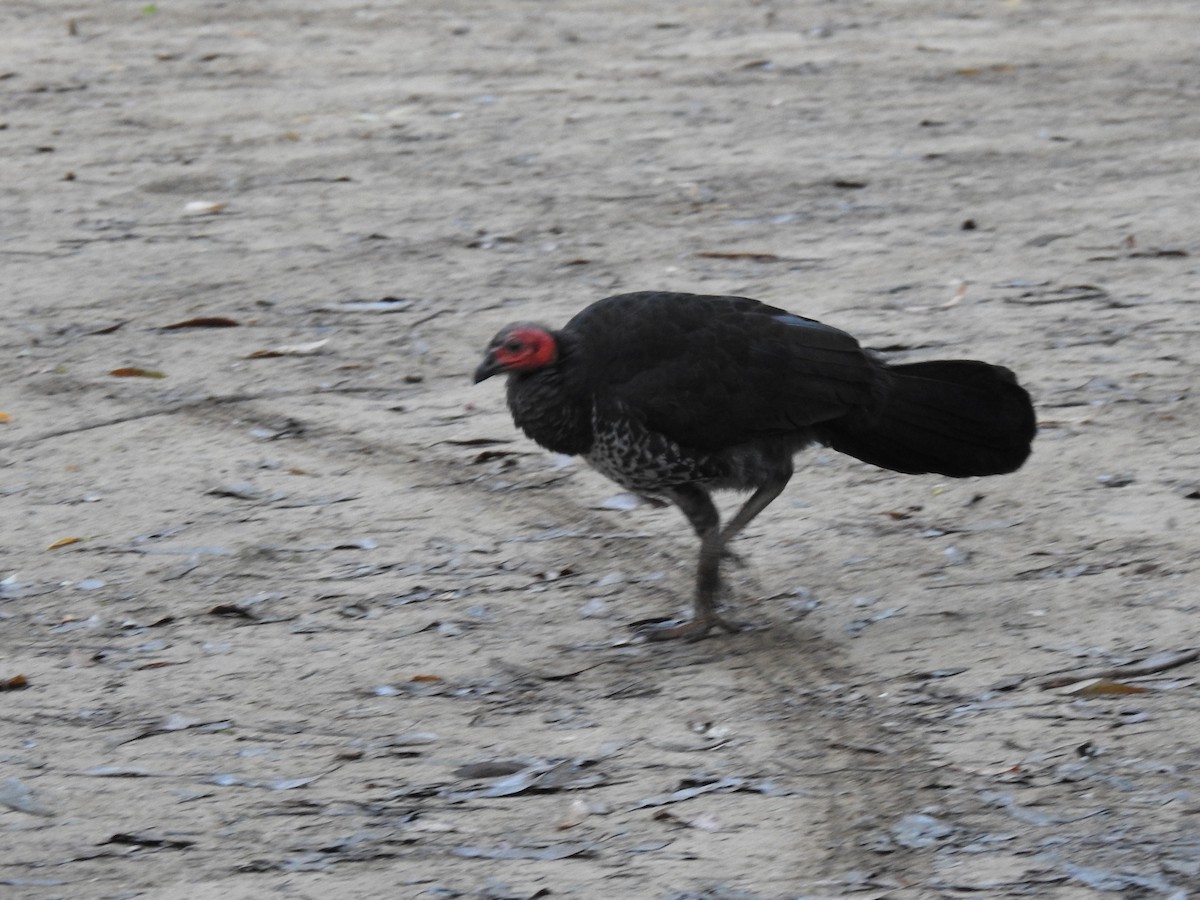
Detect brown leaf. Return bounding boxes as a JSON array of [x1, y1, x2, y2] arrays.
[[87, 321, 126, 335], [0, 674, 29, 691], [47, 536, 83, 550], [956, 64, 1016, 76], [1062, 678, 1151, 697], [698, 251, 781, 261], [0, 411, 11, 423], [245, 338, 328, 358], [161, 316, 240, 330], [110, 367, 166, 378]]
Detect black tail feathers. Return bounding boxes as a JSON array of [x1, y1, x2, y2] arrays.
[[818, 359, 1036, 478]]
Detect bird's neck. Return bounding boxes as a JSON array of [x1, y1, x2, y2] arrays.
[[506, 366, 592, 456]]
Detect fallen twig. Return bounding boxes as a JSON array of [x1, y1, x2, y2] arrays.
[[1040, 648, 1200, 689], [0, 386, 400, 451]]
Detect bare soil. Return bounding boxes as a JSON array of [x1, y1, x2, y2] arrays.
[[3, 2, 1199, 897]]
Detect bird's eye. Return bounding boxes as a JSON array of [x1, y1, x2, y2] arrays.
[[503, 339, 525, 353]]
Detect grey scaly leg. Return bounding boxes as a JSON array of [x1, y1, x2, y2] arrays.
[[638, 484, 740, 640]]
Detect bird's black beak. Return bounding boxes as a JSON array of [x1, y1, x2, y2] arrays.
[[473, 352, 502, 384]]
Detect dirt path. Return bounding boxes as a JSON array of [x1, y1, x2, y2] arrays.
[[3, 2, 1199, 897]]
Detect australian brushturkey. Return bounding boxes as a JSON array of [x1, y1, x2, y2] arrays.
[[474, 291, 1035, 639]]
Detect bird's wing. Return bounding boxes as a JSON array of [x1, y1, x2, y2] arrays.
[[562, 292, 881, 452]]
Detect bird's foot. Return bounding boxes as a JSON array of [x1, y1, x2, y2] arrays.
[[632, 610, 748, 643]]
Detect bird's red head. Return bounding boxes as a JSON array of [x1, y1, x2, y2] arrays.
[[474, 323, 558, 383]]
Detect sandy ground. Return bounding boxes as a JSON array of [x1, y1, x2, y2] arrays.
[[3, 1, 1200, 897]]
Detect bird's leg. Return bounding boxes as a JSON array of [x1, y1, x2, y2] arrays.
[[705, 472, 790, 593], [718, 471, 791, 547], [653, 473, 791, 640], [637, 485, 743, 641], [672, 491, 747, 568], [633, 472, 792, 641]]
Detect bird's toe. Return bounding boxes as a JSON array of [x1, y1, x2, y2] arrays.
[[633, 617, 715, 642], [632, 611, 750, 642]]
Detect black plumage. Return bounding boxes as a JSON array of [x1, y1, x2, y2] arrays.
[[474, 291, 1036, 639]]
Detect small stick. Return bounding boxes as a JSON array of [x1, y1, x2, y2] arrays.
[[1040, 648, 1200, 689]]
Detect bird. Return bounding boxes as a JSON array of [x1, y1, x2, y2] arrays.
[[474, 291, 1035, 640]]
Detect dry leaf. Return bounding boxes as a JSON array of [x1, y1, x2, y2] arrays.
[[47, 536, 83, 550], [87, 321, 126, 335], [957, 65, 1016, 77], [246, 338, 329, 358], [0, 411, 11, 424], [110, 367, 165, 378], [1062, 678, 1150, 697], [698, 251, 781, 261], [0, 674, 29, 691], [161, 316, 240, 330], [182, 200, 226, 216], [410, 674, 443, 683]]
